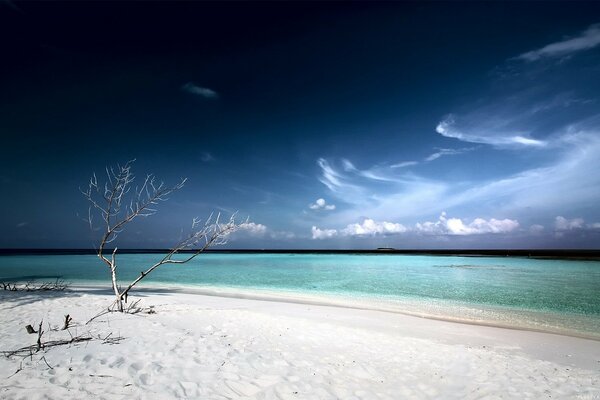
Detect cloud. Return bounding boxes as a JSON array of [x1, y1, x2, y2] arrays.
[[16, 222, 28, 228], [200, 152, 215, 162], [517, 24, 600, 62], [436, 115, 547, 148], [312, 213, 519, 239], [317, 131, 600, 232], [554, 216, 586, 231], [423, 147, 474, 162], [311, 226, 338, 240], [181, 82, 219, 99], [390, 147, 473, 170], [415, 212, 519, 235], [552, 216, 600, 238], [390, 161, 418, 169], [317, 158, 347, 192], [238, 222, 268, 236], [309, 198, 336, 211], [341, 219, 407, 236]]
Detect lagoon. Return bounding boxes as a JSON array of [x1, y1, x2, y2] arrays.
[[1, 253, 599, 339]]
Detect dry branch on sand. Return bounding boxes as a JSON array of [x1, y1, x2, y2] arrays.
[[1, 279, 69, 292], [2, 315, 125, 378]]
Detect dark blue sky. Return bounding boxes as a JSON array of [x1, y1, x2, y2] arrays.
[[2, 1, 600, 249]]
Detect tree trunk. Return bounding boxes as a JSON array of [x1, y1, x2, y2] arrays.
[[110, 264, 123, 312]]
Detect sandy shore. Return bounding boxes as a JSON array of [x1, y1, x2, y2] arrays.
[[0, 287, 599, 399]]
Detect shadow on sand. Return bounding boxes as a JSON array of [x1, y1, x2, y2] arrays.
[[0, 284, 180, 309]]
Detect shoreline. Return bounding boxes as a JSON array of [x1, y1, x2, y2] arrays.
[[71, 283, 600, 342]]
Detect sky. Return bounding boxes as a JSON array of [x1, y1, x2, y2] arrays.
[[1, 1, 600, 249]]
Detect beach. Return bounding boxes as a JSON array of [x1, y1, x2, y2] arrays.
[[1, 287, 598, 399]]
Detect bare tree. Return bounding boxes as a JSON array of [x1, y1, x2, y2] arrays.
[[82, 160, 241, 312]]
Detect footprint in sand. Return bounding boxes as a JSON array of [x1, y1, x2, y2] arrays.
[[109, 356, 125, 368], [139, 373, 153, 385], [128, 362, 145, 378]]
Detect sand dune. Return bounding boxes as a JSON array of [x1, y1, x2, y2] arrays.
[[1, 288, 598, 399]]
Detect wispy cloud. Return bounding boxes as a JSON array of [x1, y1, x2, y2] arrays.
[[436, 115, 547, 148], [435, 24, 600, 151], [316, 158, 368, 201], [391, 147, 473, 169], [317, 128, 600, 230], [517, 23, 600, 62], [200, 152, 215, 162], [309, 198, 336, 211], [181, 82, 219, 99], [16, 222, 28, 228], [390, 160, 418, 169], [423, 147, 475, 162]]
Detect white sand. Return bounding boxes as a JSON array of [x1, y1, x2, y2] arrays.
[[0, 287, 598, 400]]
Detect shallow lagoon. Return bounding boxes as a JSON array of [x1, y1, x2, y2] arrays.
[[2, 253, 599, 338]]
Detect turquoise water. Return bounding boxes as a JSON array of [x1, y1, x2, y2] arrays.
[[1, 253, 599, 338]]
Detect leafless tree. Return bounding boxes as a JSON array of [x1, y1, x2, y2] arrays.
[[81, 160, 241, 312]]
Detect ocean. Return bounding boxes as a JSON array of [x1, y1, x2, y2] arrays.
[[1, 253, 599, 339]]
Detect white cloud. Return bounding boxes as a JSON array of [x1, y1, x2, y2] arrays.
[[424, 147, 474, 162], [311, 226, 338, 240], [309, 198, 336, 211], [517, 24, 600, 62], [341, 219, 407, 237], [238, 222, 268, 236], [317, 158, 348, 192], [436, 115, 546, 148], [390, 148, 473, 170], [16, 222, 28, 228], [554, 216, 585, 231], [181, 82, 219, 99], [312, 214, 519, 240], [390, 161, 418, 169], [415, 212, 519, 236]]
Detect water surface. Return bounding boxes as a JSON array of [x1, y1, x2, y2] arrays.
[[1, 253, 599, 338]]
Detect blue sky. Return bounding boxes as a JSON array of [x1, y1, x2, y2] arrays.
[[1, 2, 600, 249]]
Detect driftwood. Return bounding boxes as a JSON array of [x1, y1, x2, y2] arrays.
[[3, 335, 91, 359], [62, 314, 73, 330], [4, 316, 125, 360], [1, 279, 69, 292], [3, 332, 124, 359], [4, 315, 126, 378]]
